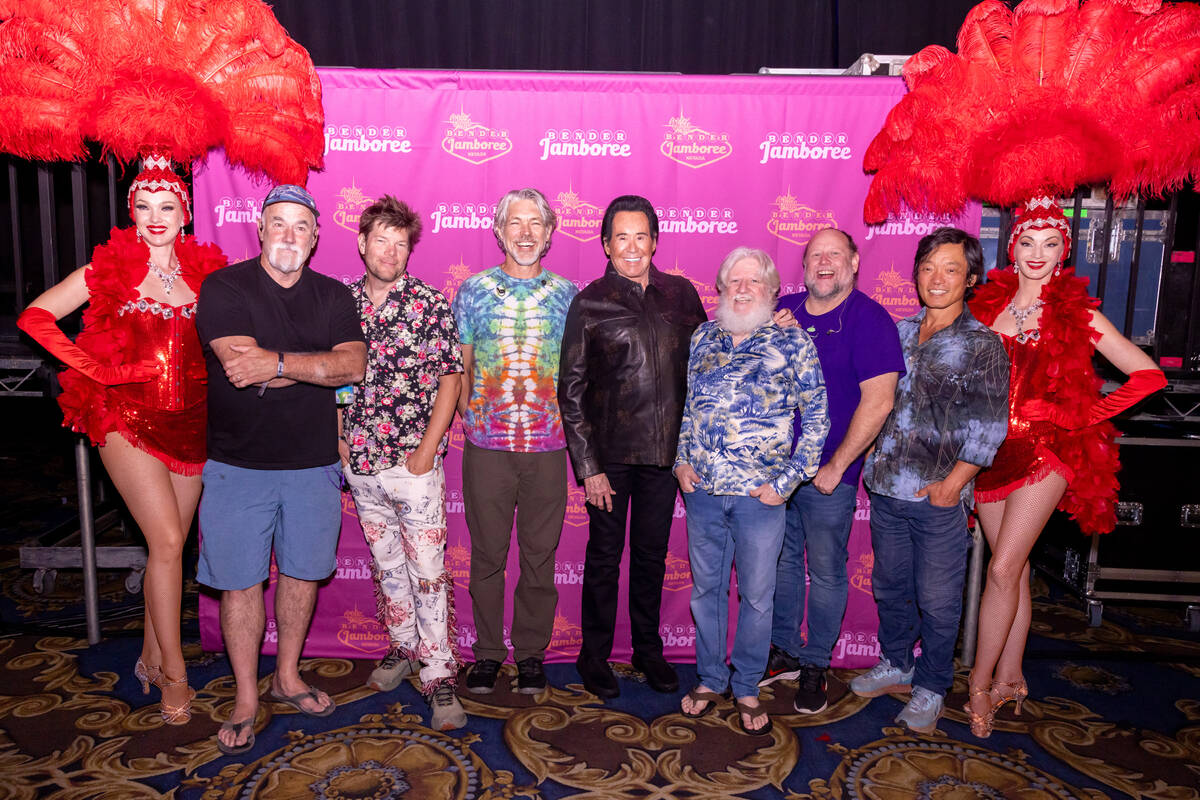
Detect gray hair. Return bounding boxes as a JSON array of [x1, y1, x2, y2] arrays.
[[492, 187, 558, 255], [716, 246, 780, 298]]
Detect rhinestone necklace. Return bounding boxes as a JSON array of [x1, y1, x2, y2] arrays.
[[1006, 298, 1043, 336], [149, 257, 183, 295]]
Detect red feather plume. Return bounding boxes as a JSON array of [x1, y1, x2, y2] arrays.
[[0, 0, 323, 185], [863, 0, 1200, 223]]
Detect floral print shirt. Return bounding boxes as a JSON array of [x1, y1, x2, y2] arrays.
[[343, 274, 463, 475], [863, 306, 1010, 505], [675, 321, 829, 498]]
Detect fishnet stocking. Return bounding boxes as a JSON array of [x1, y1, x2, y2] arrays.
[[969, 472, 1068, 716]]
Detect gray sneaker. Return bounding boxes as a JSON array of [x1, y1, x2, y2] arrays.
[[366, 650, 419, 692], [848, 658, 914, 698], [895, 686, 944, 733], [429, 684, 467, 731]]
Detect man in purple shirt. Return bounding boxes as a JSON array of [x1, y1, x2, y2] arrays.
[[764, 227, 905, 715]]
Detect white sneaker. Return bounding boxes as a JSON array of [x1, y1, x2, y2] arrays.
[[848, 657, 914, 698], [430, 684, 467, 730], [366, 650, 418, 692], [895, 686, 944, 733]]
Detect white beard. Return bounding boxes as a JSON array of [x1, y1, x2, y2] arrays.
[[715, 293, 773, 336], [266, 242, 309, 273]]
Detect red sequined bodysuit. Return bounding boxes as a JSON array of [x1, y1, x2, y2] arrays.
[[974, 330, 1073, 498], [57, 227, 226, 474]]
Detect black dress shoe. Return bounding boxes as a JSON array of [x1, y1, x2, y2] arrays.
[[576, 654, 619, 698], [632, 653, 679, 693]]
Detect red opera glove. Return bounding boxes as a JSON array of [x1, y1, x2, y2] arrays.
[[17, 306, 159, 386], [1086, 369, 1167, 426]]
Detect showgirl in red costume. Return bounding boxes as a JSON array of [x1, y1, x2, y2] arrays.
[[17, 158, 226, 724], [965, 197, 1164, 737], [862, 0, 1199, 741], [1, 0, 324, 732]]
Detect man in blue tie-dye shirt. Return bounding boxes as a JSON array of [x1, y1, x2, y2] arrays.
[[675, 246, 829, 736], [854, 227, 1009, 736]]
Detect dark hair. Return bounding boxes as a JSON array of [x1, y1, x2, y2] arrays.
[[358, 195, 423, 248], [802, 227, 858, 260], [600, 195, 659, 246], [912, 226, 984, 300]]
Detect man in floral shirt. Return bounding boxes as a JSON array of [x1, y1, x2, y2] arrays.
[[338, 195, 465, 730]]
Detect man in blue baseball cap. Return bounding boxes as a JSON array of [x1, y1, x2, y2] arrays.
[[196, 183, 367, 755]]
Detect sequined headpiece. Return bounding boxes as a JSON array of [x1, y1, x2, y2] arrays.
[[127, 153, 192, 225], [1007, 195, 1071, 263]]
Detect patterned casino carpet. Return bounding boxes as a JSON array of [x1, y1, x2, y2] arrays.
[[2, 401, 1200, 799]]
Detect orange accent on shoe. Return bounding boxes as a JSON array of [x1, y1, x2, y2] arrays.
[[992, 679, 1028, 716], [156, 672, 195, 725], [963, 686, 995, 738], [134, 658, 161, 695]]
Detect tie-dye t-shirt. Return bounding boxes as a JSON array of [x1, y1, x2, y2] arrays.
[[453, 266, 578, 452]]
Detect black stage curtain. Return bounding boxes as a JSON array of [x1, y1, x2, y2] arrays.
[[270, 0, 982, 73]]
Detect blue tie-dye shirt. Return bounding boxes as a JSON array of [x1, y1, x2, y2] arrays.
[[675, 320, 829, 498], [863, 306, 1009, 505]]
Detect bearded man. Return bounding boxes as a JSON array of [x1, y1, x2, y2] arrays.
[[674, 246, 829, 736]]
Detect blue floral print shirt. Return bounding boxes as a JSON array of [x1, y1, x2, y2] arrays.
[[343, 274, 463, 475], [675, 320, 829, 498], [863, 306, 1010, 505]]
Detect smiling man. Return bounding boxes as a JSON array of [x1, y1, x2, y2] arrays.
[[452, 188, 578, 696], [764, 227, 905, 716], [337, 195, 466, 730], [196, 184, 367, 755], [855, 227, 1009, 735], [557, 195, 707, 699]]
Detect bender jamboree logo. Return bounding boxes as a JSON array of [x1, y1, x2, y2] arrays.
[[441, 111, 512, 165], [324, 124, 413, 156], [758, 130, 852, 164], [865, 212, 958, 242], [429, 201, 497, 235], [539, 128, 631, 161], [660, 112, 732, 169], [212, 196, 261, 228], [564, 485, 589, 528], [333, 181, 375, 234], [548, 612, 583, 655], [446, 542, 470, 590], [766, 191, 838, 248], [552, 188, 603, 243], [870, 264, 920, 321], [336, 605, 388, 656], [662, 550, 693, 593]]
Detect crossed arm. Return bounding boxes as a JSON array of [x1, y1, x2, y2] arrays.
[[209, 335, 366, 390]]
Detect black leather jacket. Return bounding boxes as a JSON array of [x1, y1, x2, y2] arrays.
[[557, 263, 707, 480]]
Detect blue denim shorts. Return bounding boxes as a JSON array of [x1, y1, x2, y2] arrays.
[[197, 460, 343, 590]]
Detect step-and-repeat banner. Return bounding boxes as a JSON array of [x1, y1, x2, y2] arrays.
[[194, 68, 979, 666]]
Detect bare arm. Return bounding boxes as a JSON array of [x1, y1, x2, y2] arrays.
[[457, 344, 474, 416], [27, 265, 92, 318], [812, 371, 898, 494], [406, 372, 462, 475], [1088, 309, 1158, 375], [211, 335, 367, 389]]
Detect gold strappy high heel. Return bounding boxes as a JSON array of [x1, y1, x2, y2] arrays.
[[963, 686, 996, 738], [134, 657, 161, 695], [992, 678, 1028, 716], [156, 672, 196, 725]]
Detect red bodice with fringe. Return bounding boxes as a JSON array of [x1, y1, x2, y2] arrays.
[[968, 268, 1120, 534], [57, 226, 226, 474]]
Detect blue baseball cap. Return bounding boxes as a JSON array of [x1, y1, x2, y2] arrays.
[[262, 184, 320, 218]]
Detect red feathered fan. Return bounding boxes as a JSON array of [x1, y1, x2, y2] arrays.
[[0, 0, 323, 185], [863, 0, 1200, 223]]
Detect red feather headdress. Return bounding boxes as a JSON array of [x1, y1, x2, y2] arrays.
[[863, 0, 1200, 223], [0, 0, 324, 186]]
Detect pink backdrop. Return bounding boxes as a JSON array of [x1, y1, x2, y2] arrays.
[[193, 68, 979, 666]]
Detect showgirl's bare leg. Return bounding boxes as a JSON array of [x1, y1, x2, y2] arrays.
[[99, 432, 200, 714]]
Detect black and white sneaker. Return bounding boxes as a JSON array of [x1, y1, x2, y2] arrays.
[[792, 664, 829, 714], [758, 644, 802, 687], [515, 657, 547, 694]]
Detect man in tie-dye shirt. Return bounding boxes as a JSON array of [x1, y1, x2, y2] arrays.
[[452, 187, 578, 697], [675, 246, 828, 736]]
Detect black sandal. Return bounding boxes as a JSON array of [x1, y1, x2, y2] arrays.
[[216, 717, 255, 755], [681, 687, 724, 718], [735, 698, 772, 736]]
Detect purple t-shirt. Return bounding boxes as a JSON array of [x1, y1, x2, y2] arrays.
[[777, 289, 905, 488]]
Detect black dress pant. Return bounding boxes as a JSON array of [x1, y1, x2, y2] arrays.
[[580, 463, 678, 660]]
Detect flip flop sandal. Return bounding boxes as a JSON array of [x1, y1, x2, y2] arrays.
[[735, 699, 772, 736], [216, 717, 255, 755], [681, 688, 725, 719], [269, 684, 337, 717]]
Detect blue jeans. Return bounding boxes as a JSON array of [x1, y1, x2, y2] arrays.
[[684, 491, 787, 699], [771, 481, 857, 666], [867, 492, 970, 696]]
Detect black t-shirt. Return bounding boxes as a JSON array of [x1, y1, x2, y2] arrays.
[[196, 258, 364, 469]]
